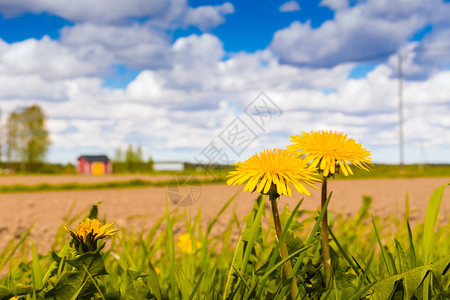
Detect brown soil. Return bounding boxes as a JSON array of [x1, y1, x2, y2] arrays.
[[0, 177, 448, 254]]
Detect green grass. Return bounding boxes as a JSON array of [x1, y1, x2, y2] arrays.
[[0, 184, 448, 299], [336, 164, 450, 179]]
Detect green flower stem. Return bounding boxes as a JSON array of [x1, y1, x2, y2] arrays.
[[269, 193, 299, 299], [321, 176, 332, 289]]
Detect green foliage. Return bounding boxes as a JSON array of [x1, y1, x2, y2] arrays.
[[5, 105, 50, 168], [45, 250, 108, 299], [120, 268, 154, 299], [112, 144, 154, 174], [338, 164, 450, 179], [0, 162, 77, 174], [0, 184, 448, 299], [363, 255, 450, 300]]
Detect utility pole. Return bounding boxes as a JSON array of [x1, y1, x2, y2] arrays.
[[397, 53, 404, 172]]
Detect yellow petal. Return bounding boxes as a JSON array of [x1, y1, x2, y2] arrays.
[[263, 180, 272, 194], [310, 157, 321, 169], [344, 161, 353, 175], [257, 175, 268, 193], [278, 175, 287, 195], [286, 181, 292, 197], [338, 160, 348, 176], [320, 157, 327, 170]]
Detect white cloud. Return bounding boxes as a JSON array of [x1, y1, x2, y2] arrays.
[[126, 71, 166, 100], [0, 0, 235, 31], [0, 74, 67, 100], [172, 34, 224, 66], [0, 0, 172, 24], [0, 36, 109, 79], [385, 29, 450, 79], [271, 16, 424, 67], [47, 119, 69, 133], [320, 0, 347, 11], [279, 1, 300, 13], [271, 0, 450, 68], [60, 23, 172, 69], [185, 2, 234, 31]]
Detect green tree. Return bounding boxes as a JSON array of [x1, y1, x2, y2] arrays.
[[112, 144, 153, 174], [6, 111, 21, 162], [125, 144, 135, 172], [6, 105, 50, 168], [114, 146, 123, 163], [22, 105, 50, 164], [136, 145, 143, 163]]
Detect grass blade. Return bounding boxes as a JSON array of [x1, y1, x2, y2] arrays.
[[206, 190, 239, 237], [31, 241, 43, 294], [422, 183, 447, 299], [239, 196, 265, 285], [406, 220, 416, 269], [223, 195, 265, 299], [204, 267, 217, 299], [394, 239, 408, 273], [372, 216, 396, 276], [349, 281, 376, 300], [0, 224, 33, 273], [165, 200, 176, 300], [329, 229, 360, 276], [423, 183, 447, 265], [287, 191, 333, 281], [356, 253, 375, 290], [188, 272, 204, 300], [250, 244, 312, 295], [254, 198, 304, 299]]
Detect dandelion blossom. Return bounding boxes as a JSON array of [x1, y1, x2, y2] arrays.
[[227, 148, 319, 197], [177, 233, 201, 254], [65, 218, 119, 252], [287, 130, 373, 177], [288, 130, 373, 289]]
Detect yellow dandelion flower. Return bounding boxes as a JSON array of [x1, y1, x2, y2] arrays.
[[177, 233, 201, 254], [227, 148, 320, 197], [287, 130, 373, 177], [65, 218, 119, 253]]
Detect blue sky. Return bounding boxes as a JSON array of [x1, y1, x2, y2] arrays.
[[0, 0, 449, 164]]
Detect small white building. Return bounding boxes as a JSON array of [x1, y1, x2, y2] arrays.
[[153, 161, 184, 171]]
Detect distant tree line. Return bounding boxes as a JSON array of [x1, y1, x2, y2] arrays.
[[0, 105, 51, 172], [112, 144, 154, 173]]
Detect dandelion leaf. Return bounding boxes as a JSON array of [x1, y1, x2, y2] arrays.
[[120, 268, 154, 299], [44, 271, 85, 299], [66, 251, 108, 277], [0, 284, 33, 300], [87, 203, 99, 220], [363, 255, 450, 299], [147, 261, 162, 300], [104, 290, 121, 300]]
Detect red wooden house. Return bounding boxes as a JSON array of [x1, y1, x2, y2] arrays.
[[77, 155, 112, 175]]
